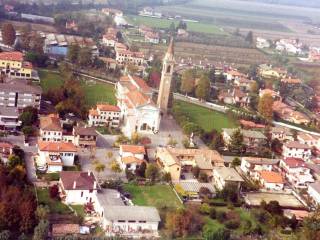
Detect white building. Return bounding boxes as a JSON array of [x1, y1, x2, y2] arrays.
[[297, 133, 319, 149], [59, 171, 98, 204], [39, 114, 63, 142], [255, 171, 284, 191], [271, 127, 294, 142], [37, 141, 77, 172], [115, 50, 145, 66], [283, 141, 312, 161], [280, 158, 314, 189], [88, 103, 121, 128], [212, 167, 244, 190], [116, 75, 160, 137], [94, 189, 160, 238], [119, 144, 146, 171], [256, 37, 270, 49], [240, 157, 279, 177], [0, 106, 21, 130], [308, 181, 320, 206]]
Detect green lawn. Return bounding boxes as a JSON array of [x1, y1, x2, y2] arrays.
[[36, 188, 72, 214], [123, 183, 182, 210], [81, 81, 116, 107], [39, 69, 64, 92], [126, 15, 225, 35], [71, 205, 85, 218], [174, 100, 238, 132]]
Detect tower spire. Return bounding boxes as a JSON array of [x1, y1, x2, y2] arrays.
[[167, 37, 174, 56]]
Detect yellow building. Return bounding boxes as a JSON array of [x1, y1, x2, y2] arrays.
[[0, 51, 33, 79]]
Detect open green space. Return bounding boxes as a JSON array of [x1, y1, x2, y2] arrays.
[[123, 183, 182, 210], [38, 69, 116, 107], [39, 69, 64, 92], [173, 100, 238, 132], [71, 205, 85, 218], [36, 188, 72, 214], [126, 15, 225, 35]]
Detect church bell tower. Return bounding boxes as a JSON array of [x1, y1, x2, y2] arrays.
[[157, 38, 175, 114]]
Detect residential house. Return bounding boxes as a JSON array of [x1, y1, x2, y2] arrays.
[[101, 8, 123, 17], [259, 88, 281, 101], [297, 133, 319, 148], [255, 170, 284, 191], [100, 57, 117, 70], [273, 101, 310, 125], [65, 20, 78, 31], [283, 141, 312, 161], [59, 171, 98, 204], [271, 127, 294, 142], [88, 103, 120, 128], [224, 69, 246, 82], [281, 77, 302, 85], [212, 167, 244, 190], [102, 33, 117, 47], [52, 224, 80, 238], [156, 147, 224, 182], [256, 37, 270, 49], [280, 158, 314, 188], [119, 144, 146, 171], [240, 157, 280, 176], [308, 181, 320, 205], [115, 49, 145, 66], [0, 80, 42, 109], [39, 114, 63, 142], [259, 64, 287, 79], [116, 75, 160, 137], [309, 47, 320, 62], [218, 89, 250, 107], [145, 31, 160, 44], [222, 128, 267, 149], [94, 189, 160, 238], [234, 77, 255, 91], [73, 126, 97, 148], [37, 141, 77, 172], [0, 51, 33, 79], [276, 39, 302, 55], [0, 107, 21, 130]]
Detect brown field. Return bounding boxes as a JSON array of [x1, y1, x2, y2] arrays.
[[137, 42, 269, 68], [3, 20, 57, 33]]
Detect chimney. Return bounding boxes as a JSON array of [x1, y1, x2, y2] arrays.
[[88, 171, 91, 176], [93, 181, 97, 189], [73, 181, 77, 189]]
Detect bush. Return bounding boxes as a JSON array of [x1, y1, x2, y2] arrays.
[[209, 200, 227, 207], [49, 184, 59, 199], [199, 203, 211, 215], [209, 208, 216, 219], [216, 210, 227, 223], [280, 228, 292, 235], [225, 219, 241, 229]]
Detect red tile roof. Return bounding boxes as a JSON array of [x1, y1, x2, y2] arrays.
[[120, 145, 146, 154], [0, 51, 24, 62], [122, 156, 145, 164], [126, 91, 151, 107], [38, 141, 77, 152], [260, 171, 284, 184], [283, 157, 308, 168], [97, 103, 120, 112], [60, 171, 97, 190], [285, 141, 312, 149]]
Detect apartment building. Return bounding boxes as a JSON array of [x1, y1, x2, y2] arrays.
[[0, 52, 33, 79]]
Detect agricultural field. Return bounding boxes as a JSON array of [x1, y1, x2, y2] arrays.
[[137, 41, 268, 68], [125, 15, 225, 35], [173, 100, 238, 132]]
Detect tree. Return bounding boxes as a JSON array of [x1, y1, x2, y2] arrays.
[[19, 107, 38, 127], [49, 184, 59, 199], [231, 157, 241, 167], [1, 23, 16, 46], [33, 220, 49, 240], [205, 228, 230, 240], [135, 162, 146, 178], [180, 69, 195, 95], [228, 129, 246, 154], [167, 137, 178, 147], [78, 47, 92, 67], [169, 22, 176, 34], [7, 155, 24, 169], [22, 126, 35, 138], [211, 134, 224, 150], [107, 151, 113, 159], [94, 161, 106, 177], [301, 207, 320, 240], [195, 74, 210, 101], [258, 93, 274, 121], [145, 164, 159, 183], [131, 132, 141, 144], [36, 205, 49, 221], [110, 160, 121, 173], [245, 31, 254, 45], [67, 44, 80, 63], [165, 208, 203, 238], [250, 81, 259, 93]]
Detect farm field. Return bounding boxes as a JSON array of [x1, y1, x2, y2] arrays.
[[137, 41, 268, 68], [125, 15, 225, 35], [173, 100, 238, 132], [123, 183, 182, 210]]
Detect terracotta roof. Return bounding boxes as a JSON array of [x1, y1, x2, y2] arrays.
[[38, 141, 77, 152], [0, 51, 24, 61], [74, 126, 97, 136], [60, 171, 97, 190], [89, 109, 99, 116], [97, 104, 120, 112], [0, 142, 13, 149], [120, 145, 146, 154], [285, 141, 312, 149], [259, 171, 284, 184], [281, 77, 302, 84], [52, 224, 80, 237], [40, 114, 62, 131], [122, 156, 145, 164], [131, 76, 151, 92], [126, 91, 152, 107], [283, 157, 308, 168]]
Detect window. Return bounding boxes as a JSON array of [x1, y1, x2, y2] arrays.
[[166, 65, 171, 73], [81, 191, 83, 197], [118, 220, 125, 223]]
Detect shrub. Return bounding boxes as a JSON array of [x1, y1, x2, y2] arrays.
[[209, 208, 216, 219], [199, 203, 211, 215], [225, 219, 241, 229], [209, 200, 227, 207], [280, 228, 292, 235], [199, 172, 208, 183], [49, 184, 59, 199], [216, 210, 227, 223]]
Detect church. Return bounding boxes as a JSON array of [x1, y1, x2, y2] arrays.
[[116, 38, 174, 137]]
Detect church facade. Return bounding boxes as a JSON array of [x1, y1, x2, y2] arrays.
[[116, 39, 174, 137]]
